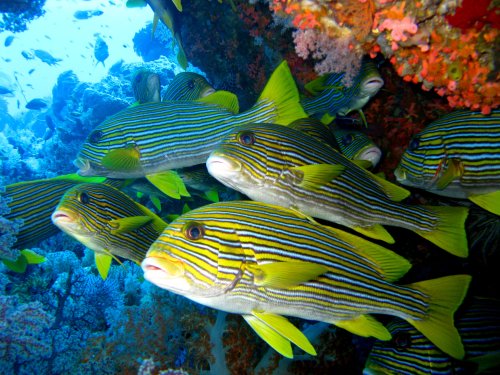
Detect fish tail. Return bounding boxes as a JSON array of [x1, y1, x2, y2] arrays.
[[414, 205, 469, 258], [256, 61, 308, 125], [404, 274, 471, 360]]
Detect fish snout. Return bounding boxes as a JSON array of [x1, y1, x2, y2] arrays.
[[358, 146, 382, 168], [362, 77, 384, 96], [393, 166, 407, 182], [201, 87, 216, 97], [206, 152, 242, 177], [51, 209, 76, 228], [74, 157, 91, 176]]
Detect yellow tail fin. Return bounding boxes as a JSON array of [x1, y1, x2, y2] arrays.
[[415, 205, 469, 258], [405, 274, 471, 360]]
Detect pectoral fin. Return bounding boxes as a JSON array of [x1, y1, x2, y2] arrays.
[[246, 261, 328, 289], [109, 216, 153, 234], [436, 158, 463, 190], [101, 146, 141, 172], [291, 164, 345, 188]]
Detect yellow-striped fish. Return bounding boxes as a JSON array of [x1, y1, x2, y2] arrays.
[[52, 183, 167, 279], [1, 174, 107, 249], [75, 61, 306, 179], [132, 69, 161, 104], [206, 123, 469, 257], [395, 110, 500, 215], [162, 72, 215, 101], [364, 296, 500, 375], [142, 200, 471, 359], [302, 58, 384, 125]]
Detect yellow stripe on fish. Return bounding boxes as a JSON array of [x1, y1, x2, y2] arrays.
[[142, 200, 470, 359], [52, 182, 167, 279], [1, 174, 107, 249], [206, 123, 469, 257], [395, 110, 500, 215]]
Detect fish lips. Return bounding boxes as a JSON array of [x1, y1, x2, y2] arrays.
[[73, 157, 108, 177], [51, 209, 81, 234], [357, 146, 382, 168], [206, 151, 242, 179], [141, 255, 190, 293]]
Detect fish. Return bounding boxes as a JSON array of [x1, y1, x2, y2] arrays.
[[94, 36, 109, 67], [4, 35, 14, 47], [1, 174, 108, 249], [21, 50, 35, 60], [332, 128, 382, 168], [52, 182, 167, 279], [142, 200, 471, 359], [162, 72, 215, 101], [25, 98, 48, 110], [301, 58, 384, 125], [33, 49, 62, 65], [288, 118, 382, 167], [0, 85, 14, 96], [73, 10, 104, 20], [131, 69, 161, 104], [75, 61, 306, 179], [395, 110, 500, 216], [364, 296, 500, 375], [206, 123, 469, 257], [126, 0, 187, 69]]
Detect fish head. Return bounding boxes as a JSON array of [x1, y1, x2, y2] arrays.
[[163, 72, 215, 101], [142, 207, 245, 298], [394, 131, 446, 189], [51, 184, 101, 241], [338, 60, 384, 116], [334, 129, 382, 167], [75, 119, 144, 178], [207, 124, 283, 193], [364, 319, 446, 375], [132, 70, 161, 103]]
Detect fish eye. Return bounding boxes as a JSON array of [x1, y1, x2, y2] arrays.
[[238, 131, 255, 146], [187, 79, 195, 89], [393, 332, 411, 350], [78, 192, 90, 204], [89, 130, 103, 144], [184, 222, 204, 240], [408, 137, 420, 151], [341, 134, 354, 145]]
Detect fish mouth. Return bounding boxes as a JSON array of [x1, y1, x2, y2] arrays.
[[206, 152, 242, 177], [357, 147, 382, 167], [201, 87, 216, 97], [360, 77, 384, 96], [74, 157, 92, 175], [393, 166, 407, 182], [51, 210, 74, 224], [141, 255, 190, 292]]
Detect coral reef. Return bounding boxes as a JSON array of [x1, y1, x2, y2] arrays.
[[0, 0, 46, 32], [268, 0, 499, 113]]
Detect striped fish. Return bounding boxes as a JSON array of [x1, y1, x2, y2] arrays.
[[162, 72, 215, 101], [1, 174, 107, 249], [132, 69, 161, 104], [142, 200, 471, 359], [332, 128, 382, 168], [395, 110, 500, 215], [301, 58, 384, 125], [52, 182, 167, 279], [206, 123, 469, 257], [364, 296, 500, 375], [75, 61, 306, 179]]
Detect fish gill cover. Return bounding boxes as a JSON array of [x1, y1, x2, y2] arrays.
[[0, 0, 499, 374]]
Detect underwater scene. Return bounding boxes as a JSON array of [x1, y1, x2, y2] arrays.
[[1, 0, 499, 374]]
